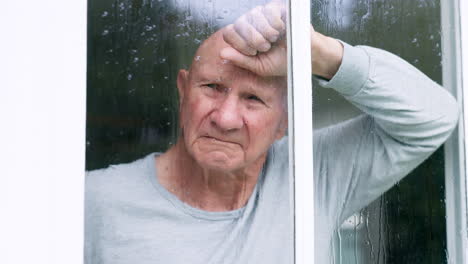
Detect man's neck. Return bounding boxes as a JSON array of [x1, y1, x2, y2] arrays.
[[155, 140, 266, 212]]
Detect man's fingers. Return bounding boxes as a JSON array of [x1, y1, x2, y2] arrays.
[[263, 2, 286, 33], [223, 24, 258, 56], [247, 6, 280, 43], [220, 47, 260, 74], [234, 15, 271, 53], [220, 2, 288, 77]]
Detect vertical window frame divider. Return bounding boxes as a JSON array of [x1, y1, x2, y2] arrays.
[[286, 0, 314, 263], [441, 0, 468, 263]]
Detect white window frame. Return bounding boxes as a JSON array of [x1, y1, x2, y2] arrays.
[[286, 0, 314, 264], [442, 0, 468, 263], [2, 0, 467, 264]]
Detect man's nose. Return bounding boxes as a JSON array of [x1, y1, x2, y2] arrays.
[[210, 96, 244, 132]]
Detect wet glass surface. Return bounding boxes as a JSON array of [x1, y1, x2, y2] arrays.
[[86, 1, 293, 263], [311, 0, 447, 263], [87, 0, 275, 170]]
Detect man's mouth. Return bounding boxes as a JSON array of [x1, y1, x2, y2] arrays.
[[202, 136, 240, 146]]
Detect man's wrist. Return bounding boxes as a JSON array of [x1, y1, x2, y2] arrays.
[[311, 33, 344, 80]]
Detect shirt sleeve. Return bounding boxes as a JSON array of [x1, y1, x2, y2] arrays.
[[313, 41, 460, 226]]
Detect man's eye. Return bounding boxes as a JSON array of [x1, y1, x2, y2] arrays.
[[205, 83, 218, 90], [247, 95, 264, 103]]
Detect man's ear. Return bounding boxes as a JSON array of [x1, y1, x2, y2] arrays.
[[177, 69, 189, 104]]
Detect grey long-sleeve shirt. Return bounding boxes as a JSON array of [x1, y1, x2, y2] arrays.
[[313, 42, 459, 262], [85, 42, 459, 264]]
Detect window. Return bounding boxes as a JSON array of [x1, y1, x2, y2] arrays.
[[2, 0, 467, 263], [86, 0, 295, 263]]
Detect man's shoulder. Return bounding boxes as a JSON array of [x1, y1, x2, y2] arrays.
[[85, 153, 156, 202]]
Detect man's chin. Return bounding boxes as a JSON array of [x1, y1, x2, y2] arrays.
[[195, 152, 243, 172]]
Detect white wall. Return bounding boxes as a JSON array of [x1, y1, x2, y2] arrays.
[[0, 1, 86, 263]]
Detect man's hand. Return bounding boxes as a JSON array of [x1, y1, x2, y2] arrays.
[[220, 1, 287, 77], [221, 1, 344, 80]]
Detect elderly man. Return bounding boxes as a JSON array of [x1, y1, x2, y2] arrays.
[[85, 2, 459, 263]]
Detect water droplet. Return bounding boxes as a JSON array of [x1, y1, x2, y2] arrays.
[[133, 57, 139, 63], [101, 11, 109, 17], [195, 56, 201, 61], [102, 30, 109, 36], [412, 38, 418, 43], [127, 74, 133, 80], [164, 76, 168, 80], [145, 25, 153, 31]]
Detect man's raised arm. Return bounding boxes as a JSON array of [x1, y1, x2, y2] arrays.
[[220, 2, 460, 224]]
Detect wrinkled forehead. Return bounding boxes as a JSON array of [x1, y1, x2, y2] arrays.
[[191, 59, 286, 95]]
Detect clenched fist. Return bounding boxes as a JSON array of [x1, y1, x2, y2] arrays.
[[220, 1, 344, 80]]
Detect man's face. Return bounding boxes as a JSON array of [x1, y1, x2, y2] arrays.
[[177, 34, 287, 173]]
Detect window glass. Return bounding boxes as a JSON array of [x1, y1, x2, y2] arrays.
[[86, 0, 293, 263], [311, 0, 447, 263], [86, 0, 281, 169]]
